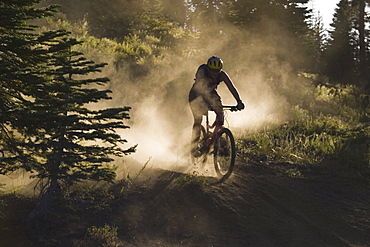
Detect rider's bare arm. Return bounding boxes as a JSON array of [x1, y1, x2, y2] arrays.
[[220, 71, 242, 103]]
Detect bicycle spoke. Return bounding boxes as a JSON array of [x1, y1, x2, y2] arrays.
[[214, 128, 235, 180]]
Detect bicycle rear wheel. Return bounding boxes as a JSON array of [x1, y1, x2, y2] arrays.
[[214, 128, 235, 181], [191, 125, 207, 165]]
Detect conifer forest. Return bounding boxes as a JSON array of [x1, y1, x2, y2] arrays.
[[0, 0, 369, 246]]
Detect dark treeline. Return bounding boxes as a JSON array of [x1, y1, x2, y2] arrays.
[[44, 0, 370, 87]]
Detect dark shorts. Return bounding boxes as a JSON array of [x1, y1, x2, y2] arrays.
[[189, 88, 222, 117]]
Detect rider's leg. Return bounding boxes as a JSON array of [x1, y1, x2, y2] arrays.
[[189, 97, 206, 154], [214, 107, 224, 127], [208, 93, 223, 127], [191, 114, 202, 147]]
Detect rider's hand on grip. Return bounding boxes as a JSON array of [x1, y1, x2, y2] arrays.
[[236, 101, 245, 111]]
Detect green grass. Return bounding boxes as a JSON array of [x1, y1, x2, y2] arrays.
[[73, 224, 121, 247], [176, 170, 208, 188], [238, 84, 370, 183]]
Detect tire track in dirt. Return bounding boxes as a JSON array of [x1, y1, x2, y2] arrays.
[[117, 159, 370, 246], [206, 161, 370, 247]]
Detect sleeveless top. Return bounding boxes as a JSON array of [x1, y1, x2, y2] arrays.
[[189, 64, 222, 102]]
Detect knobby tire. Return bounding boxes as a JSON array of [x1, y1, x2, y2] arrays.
[[214, 128, 236, 182]]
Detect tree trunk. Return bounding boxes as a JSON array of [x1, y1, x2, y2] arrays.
[[28, 178, 59, 220], [359, 0, 368, 86]]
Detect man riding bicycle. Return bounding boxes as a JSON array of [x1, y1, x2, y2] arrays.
[[189, 56, 244, 157]]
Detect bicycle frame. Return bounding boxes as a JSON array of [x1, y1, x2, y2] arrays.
[[202, 106, 236, 151], [191, 105, 238, 182]]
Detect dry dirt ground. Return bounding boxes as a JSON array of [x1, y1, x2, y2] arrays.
[[1, 157, 369, 247], [114, 158, 370, 247]]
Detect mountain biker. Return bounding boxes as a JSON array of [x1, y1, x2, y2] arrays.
[[189, 56, 244, 156]]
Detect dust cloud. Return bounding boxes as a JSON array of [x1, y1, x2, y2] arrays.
[[107, 22, 309, 177], [0, 6, 313, 190]]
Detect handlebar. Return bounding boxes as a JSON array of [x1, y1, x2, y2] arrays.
[[208, 105, 243, 112], [222, 105, 240, 112]]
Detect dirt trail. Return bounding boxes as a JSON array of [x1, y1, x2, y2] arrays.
[[117, 159, 370, 247], [1, 158, 369, 246]]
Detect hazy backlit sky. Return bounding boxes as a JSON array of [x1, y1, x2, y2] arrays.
[[309, 0, 340, 30]]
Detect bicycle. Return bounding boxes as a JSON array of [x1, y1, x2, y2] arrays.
[[191, 105, 241, 182]]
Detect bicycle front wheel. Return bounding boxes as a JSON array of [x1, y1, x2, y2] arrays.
[[214, 128, 236, 181]]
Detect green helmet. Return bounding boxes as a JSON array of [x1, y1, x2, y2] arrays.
[[207, 56, 223, 70]]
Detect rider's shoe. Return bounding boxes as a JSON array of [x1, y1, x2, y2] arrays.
[[192, 150, 202, 158], [191, 147, 202, 158]]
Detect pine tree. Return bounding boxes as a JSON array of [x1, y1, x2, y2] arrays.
[[227, 0, 311, 71], [0, 0, 63, 160], [324, 0, 357, 84], [186, 0, 231, 35], [306, 10, 326, 73], [352, 0, 370, 87], [22, 37, 136, 218], [0, 0, 135, 218]]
